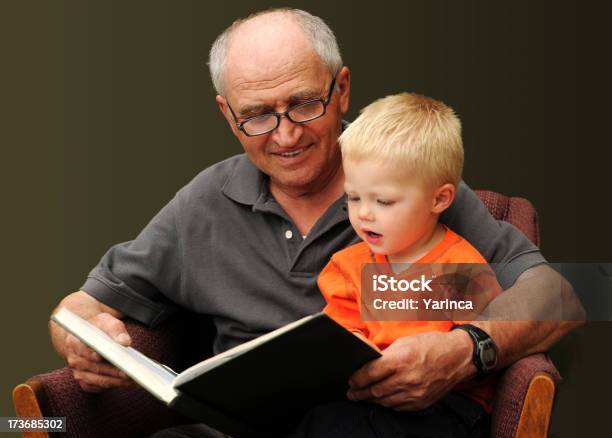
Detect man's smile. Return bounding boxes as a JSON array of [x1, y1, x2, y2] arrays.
[[270, 144, 313, 162]]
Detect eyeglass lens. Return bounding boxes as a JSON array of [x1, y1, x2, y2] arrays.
[[242, 101, 325, 136]]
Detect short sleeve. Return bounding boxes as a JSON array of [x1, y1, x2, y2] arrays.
[[318, 258, 368, 337], [82, 193, 183, 327], [440, 181, 546, 289]]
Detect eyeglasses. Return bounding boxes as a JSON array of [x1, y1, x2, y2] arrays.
[[226, 76, 337, 137]]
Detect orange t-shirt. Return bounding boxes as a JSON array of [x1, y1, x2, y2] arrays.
[[318, 227, 501, 412]]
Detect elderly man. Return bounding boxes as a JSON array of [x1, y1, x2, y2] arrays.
[[50, 8, 581, 438]]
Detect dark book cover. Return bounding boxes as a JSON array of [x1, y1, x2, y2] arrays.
[[173, 313, 381, 437]]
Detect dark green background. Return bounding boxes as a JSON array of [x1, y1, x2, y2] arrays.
[[1, 1, 610, 436]]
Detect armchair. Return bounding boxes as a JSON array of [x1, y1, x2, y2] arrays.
[[13, 190, 560, 438]]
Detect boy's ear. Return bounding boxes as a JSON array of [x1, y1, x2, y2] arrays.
[[431, 183, 456, 214]]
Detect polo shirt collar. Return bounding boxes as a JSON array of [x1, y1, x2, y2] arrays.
[[222, 154, 267, 206], [222, 121, 350, 207], [221, 153, 349, 226]]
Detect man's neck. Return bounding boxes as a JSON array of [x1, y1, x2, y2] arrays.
[[269, 165, 345, 236]]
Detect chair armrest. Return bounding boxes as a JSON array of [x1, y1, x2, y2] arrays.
[[14, 368, 187, 438], [13, 314, 214, 438], [491, 353, 561, 438]]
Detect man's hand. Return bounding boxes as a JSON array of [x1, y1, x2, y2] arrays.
[[64, 312, 133, 392], [50, 291, 133, 392], [347, 329, 474, 411]]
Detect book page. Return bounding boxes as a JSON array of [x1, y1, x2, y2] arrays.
[[124, 346, 177, 380], [173, 313, 321, 387], [51, 307, 178, 404]]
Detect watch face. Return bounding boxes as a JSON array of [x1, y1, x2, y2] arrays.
[[480, 341, 498, 368], [482, 348, 496, 364]]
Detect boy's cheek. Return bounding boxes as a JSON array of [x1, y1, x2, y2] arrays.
[[347, 210, 359, 228], [347, 216, 359, 233]]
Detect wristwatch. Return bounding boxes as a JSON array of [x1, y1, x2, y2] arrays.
[[451, 324, 498, 377]]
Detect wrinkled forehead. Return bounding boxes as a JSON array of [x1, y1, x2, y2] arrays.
[[222, 17, 329, 107]]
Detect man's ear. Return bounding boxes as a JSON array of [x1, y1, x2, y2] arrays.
[[336, 66, 351, 115], [432, 183, 456, 214], [215, 95, 240, 137]]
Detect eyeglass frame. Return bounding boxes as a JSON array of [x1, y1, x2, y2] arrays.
[[225, 75, 337, 137]]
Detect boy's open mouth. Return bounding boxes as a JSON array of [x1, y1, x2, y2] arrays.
[[365, 230, 382, 238]]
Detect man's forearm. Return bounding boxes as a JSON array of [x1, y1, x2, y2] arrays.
[[345, 264, 585, 408], [476, 320, 579, 369], [49, 290, 124, 358], [474, 264, 585, 368]]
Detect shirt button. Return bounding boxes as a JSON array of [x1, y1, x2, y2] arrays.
[[285, 230, 293, 239]]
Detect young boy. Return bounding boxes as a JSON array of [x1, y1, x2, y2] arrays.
[[318, 92, 501, 412]]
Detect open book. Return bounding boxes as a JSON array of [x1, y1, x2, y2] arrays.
[[51, 308, 380, 437]]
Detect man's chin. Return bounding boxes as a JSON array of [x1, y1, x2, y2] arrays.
[[269, 169, 323, 193]]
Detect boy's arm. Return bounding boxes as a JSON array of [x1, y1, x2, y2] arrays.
[[318, 258, 369, 338]]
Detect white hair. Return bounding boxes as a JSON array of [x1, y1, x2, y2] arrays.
[[208, 8, 343, 95]]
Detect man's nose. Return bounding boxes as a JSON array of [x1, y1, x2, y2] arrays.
[[272, 115, 303, 148]]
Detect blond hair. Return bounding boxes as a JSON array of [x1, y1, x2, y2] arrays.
[[340, 93, 464, 187]]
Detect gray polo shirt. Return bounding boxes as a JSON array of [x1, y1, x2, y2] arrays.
[[83, 154, 544, 354]]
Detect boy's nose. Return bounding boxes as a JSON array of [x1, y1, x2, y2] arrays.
[[358, 204, 374, 221]]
